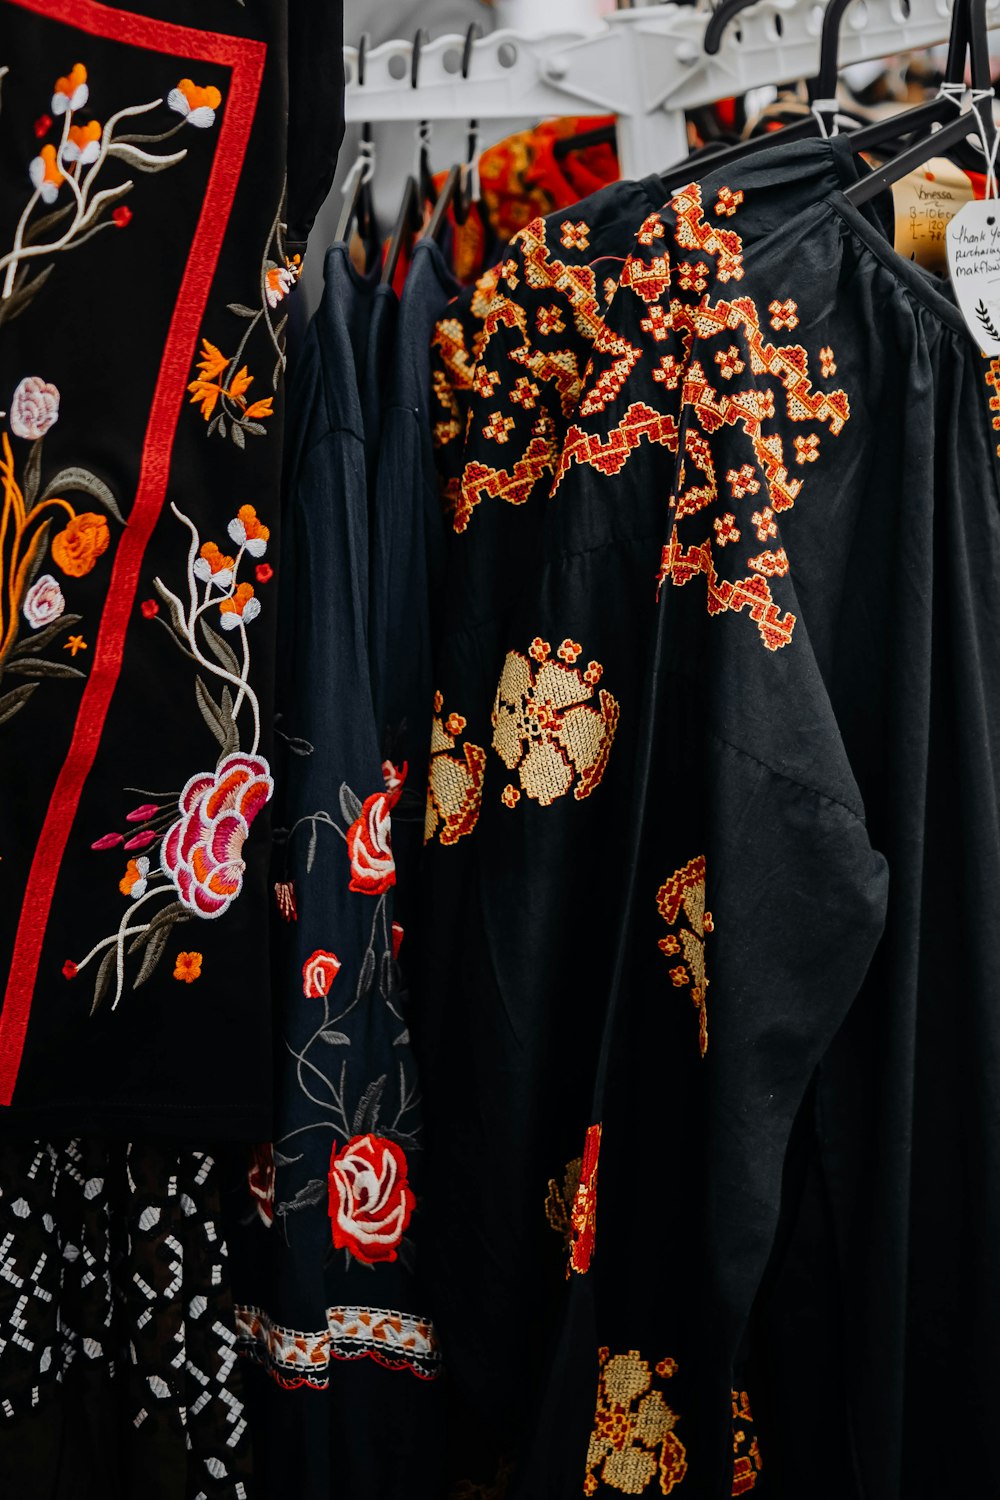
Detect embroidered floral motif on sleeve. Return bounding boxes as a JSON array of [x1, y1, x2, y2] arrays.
[[234, 1302, 441, 1386], [544, 1153, 583, 1251], [656, 858, 712, 1057], [425, 691, 487, 845], [491, 640, 619, 807], [1, 62, 221, 326], [328, 1133, 416, 1265], [0, 381, 123, 727], [568, 1122, 601, 1276], [583, 1349, 688, 1496], [731, 1390, 763, 1494]]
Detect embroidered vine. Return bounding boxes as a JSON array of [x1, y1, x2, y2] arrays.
[[0, 62, 222, 326]]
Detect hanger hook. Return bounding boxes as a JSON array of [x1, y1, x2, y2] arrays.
[[411, 27, 428, 90], [357, 31, 370, 88], [462, 22, 481, 80]]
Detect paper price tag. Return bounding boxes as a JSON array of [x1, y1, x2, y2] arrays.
[[946, 199, 1000, 354]]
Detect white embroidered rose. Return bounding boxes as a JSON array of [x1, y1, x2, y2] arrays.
[[327, 1134, 415, 1265], [22, 573, 65, 629], [9, 376, 60, 440]]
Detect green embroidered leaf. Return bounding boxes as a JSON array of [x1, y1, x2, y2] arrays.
[[306, 821, 318, 874], [357, 947, 375, 1000], [153, 578, 185, 634], [0, 263, 54, 327], [207, 413, 222, 438], [5, 657, 85, 680], [41, 468, 125, 525], [200, 617, 242, 675], [132, 921, 174, 989], [126, 902, 187, 957], [274, 314, 289, 344], [242, 421, 267, 437], [0, 682, 37, 725], [319, 1030, 351, 1045], [75, 181, 130, 236], [11, 612, 82, 658], [194, 674, 229, 750], [379, 950, 395, 999], [231, 422, 246, 450], [218, 415, 228, 440], [219, 686, 240, 756], [106, 141, 187, 173], [276, 1179, 326, 1217], [227, 302, 259, 318], [352, 1074, 386, 1134], [90, 946, 118, 1014], [393, 1029, 411, 1047], [21, 439, 43, 508], [339, 784, 363, 825], [23, 203, 74, 245]]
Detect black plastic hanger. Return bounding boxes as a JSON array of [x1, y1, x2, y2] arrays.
[[335, 35, 378, 261], [381, 30, 434, 284], [845, 0, 995, 204], [423, 23, 481, 243]]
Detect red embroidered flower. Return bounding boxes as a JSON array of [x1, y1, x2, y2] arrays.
[[303, 949, 341, 998], [34, 114, 52, 138], [248, 1143, 275, 1228], [91, 831, 123, 851], [161, 752, 273, 918], [62, 960, 78, 980], [112, 204, 132, 228], [140, 598, 159, 619], [328, 1134, 415, 1265], [381, 760, 407, 807], [346, 793, 396, 895], [569, 1123, 602, 1275], [255, 562, 273, 584]]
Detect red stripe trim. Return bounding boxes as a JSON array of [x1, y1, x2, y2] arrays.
[[0, 0, 266, 1103]]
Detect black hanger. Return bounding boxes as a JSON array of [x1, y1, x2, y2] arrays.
[[335, 34, 378, 260], [552, 122, 619, 161], [845, 0, 995, 204], [423, 23, 481, 243], [381, 30, 433, 285]]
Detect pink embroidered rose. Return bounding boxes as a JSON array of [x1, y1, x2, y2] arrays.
[[346, 792, 396, 896], [22, 573, 65, 629], [328, 1134, 415, 1265], [161, 752, 273, 918], [10, 376, 60, 439], [248, 1143, 275, 1228], [303, 949, 341, 998]]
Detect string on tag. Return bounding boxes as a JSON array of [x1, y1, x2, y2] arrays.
[[811, 99, 838, 138]]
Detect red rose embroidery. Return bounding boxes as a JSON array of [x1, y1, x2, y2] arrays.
[[248, 1143, 275, 1228], [140, 598, 159, 619], [346, 792, 396, 895], [161, 752, 273, 917], [328, 1134, 415, 1265], [382, 760, 407, 806], [303, 949, 341, 998]]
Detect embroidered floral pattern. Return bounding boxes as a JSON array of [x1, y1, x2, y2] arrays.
[[1, 62, 220, 326], [491, 639, 619, 807], [302, 949, 341, 998], [188, 191, 299, 447], [656, 858, 712, 1057], [248, 1143, 275, 1228], [328, 1134, 416, 1266], [584, 1349, 689, 1496], [544, 1153, 583, 1252], [0, 387, 123, 727], [731, 1390, 763, 1494], [425, 692, 487, 846], [72, 502, 272, 1009], [568, 1123, 601, 1276], [234, 1303, 441, 1386]]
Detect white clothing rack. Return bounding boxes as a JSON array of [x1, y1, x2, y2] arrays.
[[344, 0, 1000, 177]]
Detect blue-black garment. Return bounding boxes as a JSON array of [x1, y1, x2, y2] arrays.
[[369, 240, 458, 940], [231, 243, 440, 1500]]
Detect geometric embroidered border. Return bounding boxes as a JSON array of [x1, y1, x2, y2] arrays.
[[234, 1304, 441, 1388]]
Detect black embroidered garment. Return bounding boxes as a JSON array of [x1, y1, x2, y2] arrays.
[[420, 135, 1000, 1498], [0, 0, 341, 1136], [230, 244, 441, 1500]]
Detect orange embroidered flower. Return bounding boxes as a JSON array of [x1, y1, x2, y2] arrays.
[[51, 512, 110, 577], [265, 265, 295, 308], [501, 784, 520, 809], [528, 637, 550, 663], [167, 78, 223, 128], [218, 581, 260, 630], [173, 951, 203, 983], [194, 540, 235, 587], [52, 63, 88, 115], [64, 120, 102, 166], [118, 857, 150, 899], [445, 713, 467, 736], [29, 144, 65, 204], [557, 639, 582, 664], [243, 397, 274, 420], [669, 965, 688, 987], [194, 339, 229, 381], [228, 504, 270, 557]]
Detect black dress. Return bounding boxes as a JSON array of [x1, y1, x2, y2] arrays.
[[421, 135, 1000, 1498]]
